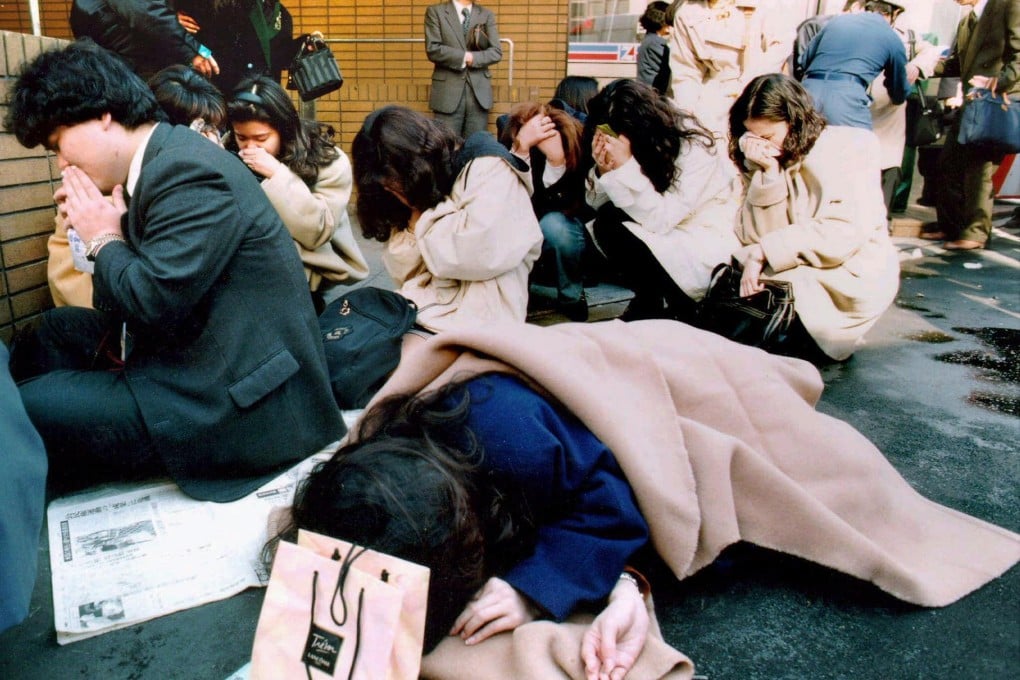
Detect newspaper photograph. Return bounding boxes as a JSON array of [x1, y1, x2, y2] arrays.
[[47, 451, 333, 645]]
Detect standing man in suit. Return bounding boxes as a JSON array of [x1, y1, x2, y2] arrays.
[[424, 1, 502, 137], [5, 40, 344, 503], [924, 0, 1020, 250]]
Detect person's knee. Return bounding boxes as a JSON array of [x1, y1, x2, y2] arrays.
[[540, 212, 585, 257]]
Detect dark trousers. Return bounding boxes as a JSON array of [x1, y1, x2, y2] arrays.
[[592, 204, 699, 323], [935, 118, 1004, 243], [11, 307, 162, 492]]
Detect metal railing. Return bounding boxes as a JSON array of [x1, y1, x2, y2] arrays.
[[322, 37, 515, 87]]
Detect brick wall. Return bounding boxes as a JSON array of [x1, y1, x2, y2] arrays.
[[0, 2, 570, 335], [1, 1, 569, 146], [0, 31, 66, 344]]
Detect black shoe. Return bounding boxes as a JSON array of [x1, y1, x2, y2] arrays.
[[559, 293, 589, 322], [619, 295, 666, 322]]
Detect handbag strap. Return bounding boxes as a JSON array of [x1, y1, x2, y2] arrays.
[[306, 569, 366, 680]]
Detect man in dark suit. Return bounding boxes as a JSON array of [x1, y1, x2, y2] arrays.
[[926, 0, 1020, 250], [424, 1, 502, 137], [5, 40, 344, 502]]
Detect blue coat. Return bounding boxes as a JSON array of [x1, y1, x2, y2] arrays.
[[458, 374, 649, 620], [801, 12, 908, 129], [0, 343, 47, 633]]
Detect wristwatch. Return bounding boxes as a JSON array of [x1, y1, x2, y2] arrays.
[[85, 233, 126, 261]]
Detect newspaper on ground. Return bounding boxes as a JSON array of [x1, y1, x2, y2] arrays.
[[48, 445, 337, 645]]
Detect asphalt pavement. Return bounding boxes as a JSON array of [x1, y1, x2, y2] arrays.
[[1, 203, 1017, 680]]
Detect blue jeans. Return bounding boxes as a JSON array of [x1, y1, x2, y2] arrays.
[[530, 211, 587, 305]]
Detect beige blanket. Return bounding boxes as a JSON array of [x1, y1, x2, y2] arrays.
[[367, 320, 1019, 679]]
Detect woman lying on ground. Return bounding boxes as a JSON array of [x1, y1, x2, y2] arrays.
[[288, 371, 660, 679], [284, 319, 1019, 680], [225, 75, 368, 313], [584, 79, 740, 323], [728, 73, 900, 362], [350, 105, 542, 335]]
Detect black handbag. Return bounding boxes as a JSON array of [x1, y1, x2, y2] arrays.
[[318, 287, 417, 410], [905, 85, 943, 147], [957, 87, 1020, 154], [695, 261, 796, 351], [287, 34, 343, 102]]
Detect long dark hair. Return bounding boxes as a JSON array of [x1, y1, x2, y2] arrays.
[[225, 75, 338, 185], [283, 375, 531, 652], [728, 73, 827, 170], [350, 106, 461, 242], [582, 78, 714, 193]]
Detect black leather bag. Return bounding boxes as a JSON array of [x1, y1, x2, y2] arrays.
[[287, 34, 343, 101], [318, 288, 417, 410], [695, 262, 796, 351], [905, 86, 943, 147]]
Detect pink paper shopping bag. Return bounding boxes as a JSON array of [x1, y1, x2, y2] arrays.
[[297, 530, 430, 680], [250, 538, 404, 679]]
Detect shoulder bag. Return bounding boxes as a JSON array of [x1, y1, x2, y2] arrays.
[[288, 33, 344, 101], [318, 287, 417, 410], [957, 88, 1020, 154], [695, 261, 796, 351], [906, 85, 944, 147]]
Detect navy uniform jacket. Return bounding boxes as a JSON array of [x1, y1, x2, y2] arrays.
[[93, 124, 344, 501], [458, 374, 649, 619], [801, 11, 908, 129], [425, 2, 502, 113]]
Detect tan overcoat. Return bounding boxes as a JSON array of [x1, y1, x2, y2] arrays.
[[734, 126, 900, 360], [363, 320, 1019, 680]]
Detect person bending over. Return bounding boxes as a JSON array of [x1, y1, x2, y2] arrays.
[[287, 372, 652, 679], [226, 75, 369, 313], [350, 105, 542, 335], [499, 102, 594, 321], [585, 79, 739, 323], [728, 73, 900, 362], [5, 40, 342, 501]]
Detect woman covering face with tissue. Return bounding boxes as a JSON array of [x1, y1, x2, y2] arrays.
[[727, 74, 900, 363]]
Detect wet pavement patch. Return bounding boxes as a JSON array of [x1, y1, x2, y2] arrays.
[[935, 327, 1020, 417], [904, 330, 956, 343]]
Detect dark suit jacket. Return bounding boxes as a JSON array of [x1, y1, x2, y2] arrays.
[[92, 124, 344, 501], [424, 2, 502, 113], [936, 0, 1020, 95]]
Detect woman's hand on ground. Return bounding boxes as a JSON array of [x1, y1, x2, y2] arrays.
[[581, 576, 649, 680], [450, 577, 538, 645]]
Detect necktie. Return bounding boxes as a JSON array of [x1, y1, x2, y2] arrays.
[[958, 10, 977, 51], [462, 7, 471, 35]]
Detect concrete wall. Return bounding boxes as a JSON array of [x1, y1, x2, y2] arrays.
[[0, 31, 66, 344]]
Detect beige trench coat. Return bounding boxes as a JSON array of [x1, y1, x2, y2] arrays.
[[260, 149, 369, 292], [384, 156, 542, 333], [734, 126, 900, 360], [357, 320, 1020, 679]]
